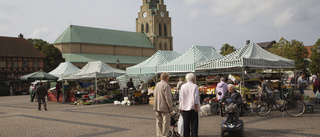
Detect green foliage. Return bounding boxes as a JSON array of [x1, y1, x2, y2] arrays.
[[269, 38, 309, 73], [220, 43, 236, 56], [309, 39, 320, 74], [27, 38, 65, 72]]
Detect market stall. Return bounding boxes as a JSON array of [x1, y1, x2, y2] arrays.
[[63, 61, 125, 104], [48, 62, 80, 102], [195, 42, 295, 105]]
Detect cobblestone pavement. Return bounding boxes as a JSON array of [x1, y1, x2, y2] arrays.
[[0, 89, 319, 137]]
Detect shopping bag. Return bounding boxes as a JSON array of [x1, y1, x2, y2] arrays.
[[315, 91, 320, 99], [177, 113, 184, 136]]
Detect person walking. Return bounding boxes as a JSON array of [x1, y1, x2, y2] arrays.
[[138, 81, 148, 104], [216, 77, 228, 100], [313, 73, 320, 94], [36, 82, 48, 111], [29, 84, 34, 102], [153, 72, 173, 137], [174, 78, 184, 100], [297, 73, 307, 95], [179, 73, 200, 137]]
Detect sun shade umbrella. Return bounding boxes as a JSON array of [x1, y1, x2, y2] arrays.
[[20, 71, 59, 81]]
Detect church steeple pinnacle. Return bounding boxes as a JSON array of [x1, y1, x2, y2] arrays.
[[137, 0, 173, 51]]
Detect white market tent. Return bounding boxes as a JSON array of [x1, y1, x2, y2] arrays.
[[126, 50, 180, 75], [157, 45, 222, 73], [49, 62, 80, 80], [63, 61, 125, 80], [195, 42, 295, 72]]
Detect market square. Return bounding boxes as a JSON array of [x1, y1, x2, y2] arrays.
[[0, 89, 319, 137], [1, 0, 320, 137]]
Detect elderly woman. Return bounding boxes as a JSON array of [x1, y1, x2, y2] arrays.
[[223, 84, 242, 123], [179, 73, 200, 137]]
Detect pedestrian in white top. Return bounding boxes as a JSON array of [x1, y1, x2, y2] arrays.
[[139, 81, 148, 104], [179, 73, 200, 137]]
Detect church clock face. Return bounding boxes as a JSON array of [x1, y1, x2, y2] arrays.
[[160, 12, 164, 17], [143, 12, 147, 18]]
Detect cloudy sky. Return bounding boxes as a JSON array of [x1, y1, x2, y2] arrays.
[[1, 0, 320, 53]]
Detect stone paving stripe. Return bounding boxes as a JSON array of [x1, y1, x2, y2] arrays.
[[19, 114, 129, 136]]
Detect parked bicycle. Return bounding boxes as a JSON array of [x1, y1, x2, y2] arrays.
[[256, 91, 305, 117]]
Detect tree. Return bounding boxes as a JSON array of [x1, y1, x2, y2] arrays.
[[220, 43, 236, 56], [291, 40, 309, 73], [309, 39, 320, 74], [269, 38, 309, 73], [27, 39, 65, 72]]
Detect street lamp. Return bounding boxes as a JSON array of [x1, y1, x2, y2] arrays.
[[116, 58, 120, 69], [317, 46, 320, 73]]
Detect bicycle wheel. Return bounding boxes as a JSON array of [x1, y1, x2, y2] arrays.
[[285, 99, 305, 117], [256, 101, 272, 117]]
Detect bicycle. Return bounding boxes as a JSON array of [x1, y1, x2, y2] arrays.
[[256, 91, 305, 117]]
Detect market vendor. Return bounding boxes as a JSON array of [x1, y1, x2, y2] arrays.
[[138, 81, 148, 104], [258, 76, 270, 100], [127, 78, 135, 90], [147, 79, 155, 87]]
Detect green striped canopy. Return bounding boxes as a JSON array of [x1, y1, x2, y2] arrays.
[[157, 45, 222, 73], [126, 50, 180, 75], [195, 42, 295, 71]]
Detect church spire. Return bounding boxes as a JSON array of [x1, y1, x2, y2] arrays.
[[147, 0, 159, 9]]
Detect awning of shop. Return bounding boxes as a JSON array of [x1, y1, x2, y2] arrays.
[[195, 42, 295, 71], [126, 50, 180, 75], [157, 45, 222, 73]]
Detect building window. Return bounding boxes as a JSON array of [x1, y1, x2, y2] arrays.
[[0, 61, 5, 67], [141, 24, 145, 33], [159, 23, 162, 36], [34, 61, 39, 68], [164, 24, 167, 37], [23, 61, 29, 68], [146, 23, 149, 33], [11, 61, 17, 68]]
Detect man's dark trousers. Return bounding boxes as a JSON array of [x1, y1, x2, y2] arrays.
[[38, 97, 47, 110], [182, 110, 199, 137]]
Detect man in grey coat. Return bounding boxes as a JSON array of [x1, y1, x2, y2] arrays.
[[36, 82, 48, 111], [153, 72, 173, 137]]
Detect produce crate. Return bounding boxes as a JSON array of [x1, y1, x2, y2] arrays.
[[305, 103, 314, 113]]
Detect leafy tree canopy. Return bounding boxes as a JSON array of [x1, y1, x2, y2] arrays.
[[220, 43, 236, 56], [27, 39, 65, 72], [309, 39, 320, 75], [269, 38, 309, 74]]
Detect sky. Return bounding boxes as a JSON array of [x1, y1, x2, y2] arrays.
[[1, 0, 320, 54]]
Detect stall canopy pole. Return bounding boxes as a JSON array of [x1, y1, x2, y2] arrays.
[[95, 72, 98, 104], [242, 66, 245, 102], [280, 68, 283, 99], [62, 74, 65, 103]]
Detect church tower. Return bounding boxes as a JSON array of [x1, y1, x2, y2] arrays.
[[136, 0, 173, 51]]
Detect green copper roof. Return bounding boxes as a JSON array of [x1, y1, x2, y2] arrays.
[[54, 25, 154, 48], [62, 53, 149, 65]]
